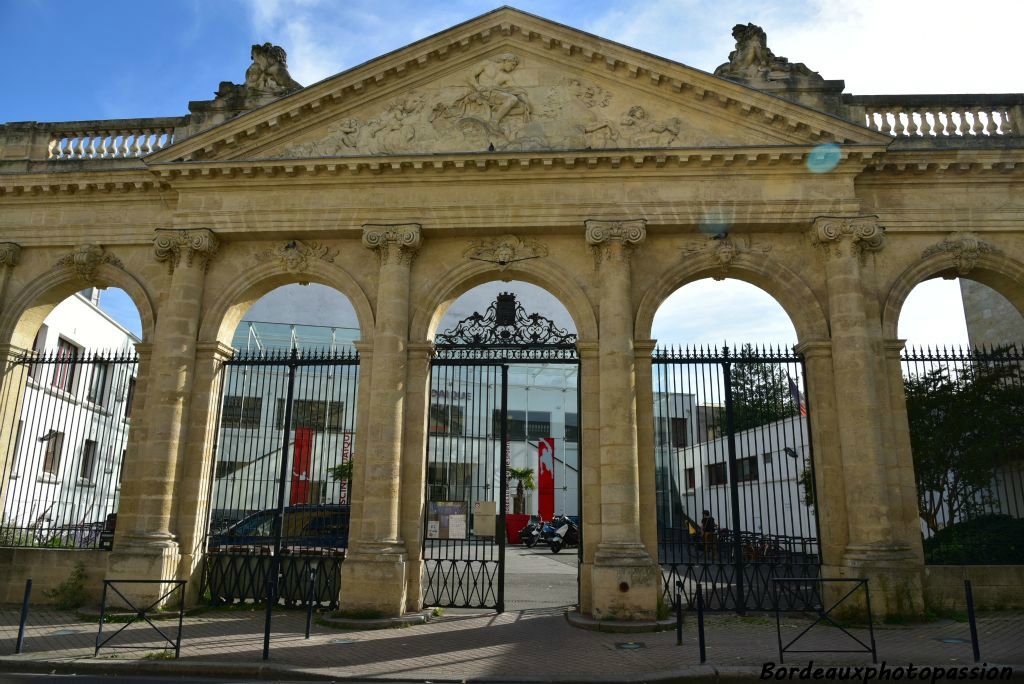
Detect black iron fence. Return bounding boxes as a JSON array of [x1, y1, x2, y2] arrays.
[[202, 348, 359, 608], [902, 345, 1024, 564], [0, 349, 137, 549], [652, 344, 820, 611]]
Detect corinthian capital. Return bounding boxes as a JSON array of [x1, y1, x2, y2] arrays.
[[0, 243, 22, 268], [153, 228, 219, 274], [811, 216, 884, 257], [362, 223, 422, 266]]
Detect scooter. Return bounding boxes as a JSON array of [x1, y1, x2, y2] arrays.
[[548, 517, 579, 554]]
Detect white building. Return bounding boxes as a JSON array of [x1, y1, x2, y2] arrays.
[[2, 290, 139, 544]]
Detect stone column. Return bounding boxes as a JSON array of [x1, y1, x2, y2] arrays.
[[338, 223, 420, 616], [812, 216, 923, 615], [107, 229, 218, 589], [633, 339, 659, 560], [584, 219, 658, 622]]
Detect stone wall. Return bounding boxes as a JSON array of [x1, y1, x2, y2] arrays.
[[923, 565, 1024, 611], [0, 548, 108, 605]]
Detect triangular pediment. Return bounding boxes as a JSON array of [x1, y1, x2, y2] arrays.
[[148, 7, 887, 164]]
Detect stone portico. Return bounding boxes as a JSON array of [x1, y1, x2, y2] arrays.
[[1, 8, 1023, 620]]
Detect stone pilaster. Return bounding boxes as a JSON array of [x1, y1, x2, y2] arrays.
[[584, 219, 658, 622], [107, 229, 218, 598], [812, 216, 923, 615], [0, 245, 25, 515], [401, 340, 433, 612], [338, 223, 421, 616], [576, 339, 600, 616], [633, 339, 659, 561]]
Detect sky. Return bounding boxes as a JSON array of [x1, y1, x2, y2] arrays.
[[7, 0, 1020, 346]]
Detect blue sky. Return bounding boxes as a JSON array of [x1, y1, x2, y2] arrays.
[[6, 0, 1019, 346]]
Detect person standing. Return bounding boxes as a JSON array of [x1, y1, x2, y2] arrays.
[[701, 510, 718, 561]]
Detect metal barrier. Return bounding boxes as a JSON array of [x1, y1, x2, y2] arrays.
[[772, 577, 876, 664], [95, 579, 186, 658]]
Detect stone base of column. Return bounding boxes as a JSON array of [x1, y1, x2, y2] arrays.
[[404, 558, 424, 613], [105, 539, 181, 609], [578, 561, 594, 615], [590, 543, 659, 621], [832, 544, 924, 618], [338, 545, 408, 617]]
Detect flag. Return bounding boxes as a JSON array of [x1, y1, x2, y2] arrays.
[[787, 373, 807, 416]]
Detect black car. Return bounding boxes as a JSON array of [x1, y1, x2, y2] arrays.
[[208, 504, 350, 552]]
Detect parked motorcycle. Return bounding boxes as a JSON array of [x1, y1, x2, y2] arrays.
[[548, 517, 579, 554], [518, 516, 543, 547]]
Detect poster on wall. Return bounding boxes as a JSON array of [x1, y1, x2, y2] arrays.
[[426, 500, 469, 539], [538, 437, 555, 521]]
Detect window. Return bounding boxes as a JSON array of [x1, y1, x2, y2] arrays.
[[124, 376, 136, 421], [51, 338, 80, 393], [527, 411, 551, 439], [670, 417, 687, 448], [222, 396, 262, 429], [564, 412, 579, 443], [79, 439, 98, 483], [706, 462, 728, 486], [494, 410, 527, 440], [275, 400, 346, 431], [763, 452, 773, 466], [429, 404, 464, 436], [737, 456, 759, 482], [87, 362, 109, 406], [30, 326, 47, 381], [685, 467, 695, 490], [42, 431, 64, 476]]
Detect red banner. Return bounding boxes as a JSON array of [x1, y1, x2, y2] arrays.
[[538, 437, 555, 521], [290, 427, 314, 505]]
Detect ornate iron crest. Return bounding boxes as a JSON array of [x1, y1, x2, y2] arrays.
[[435, 293, 577, 349]]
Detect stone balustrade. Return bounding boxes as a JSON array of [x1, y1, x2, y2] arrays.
[[844, 94, 1023, 138], [47, 118, 180, 159]]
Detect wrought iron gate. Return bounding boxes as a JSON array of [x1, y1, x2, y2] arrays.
[[203, 348, 359, 608], [653, 345, 820, 612], [422, 293, 579, 611]]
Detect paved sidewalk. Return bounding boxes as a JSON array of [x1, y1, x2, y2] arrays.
[[0, 604, 1021, 682]]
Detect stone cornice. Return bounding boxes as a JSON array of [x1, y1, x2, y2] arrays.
[[861, 148, 1024, 176], [145, 9, 887, 165], [141, 146, 886, 186], [0, 175, 170, 198]]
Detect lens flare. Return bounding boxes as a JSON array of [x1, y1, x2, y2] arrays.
[[806, 143, 841, 174]]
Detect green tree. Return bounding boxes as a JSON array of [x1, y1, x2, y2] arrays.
[[327, 459, 353, 483], [508, 467, 536, 515], [903, 351, 1024, 535], [729, 344, 798, 433]]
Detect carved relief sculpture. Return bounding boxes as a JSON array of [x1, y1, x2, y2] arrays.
[[682, 235, 771, 279], [278, 53, 727, 158], [714, 24, 822, 83], [464, 235, 548, 270], [257, 240, 339, 273], [55, 244, 123, 283], [922, 232, 1000, 277], [0, 242, 21, 268]]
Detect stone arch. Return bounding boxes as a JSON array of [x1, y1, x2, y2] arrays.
[[882, 247, 1024, 340], [410, 258, 598, 342], [0, 263, 156, 349], [198, 258, 375, 346], [635, 250, 829, 343]]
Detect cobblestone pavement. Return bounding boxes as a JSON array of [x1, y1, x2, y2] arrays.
[[0, 603, 1021, 682]]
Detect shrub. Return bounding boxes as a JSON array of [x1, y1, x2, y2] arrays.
[[923, 514, 1024, 564], [46, 561, 89, 610]]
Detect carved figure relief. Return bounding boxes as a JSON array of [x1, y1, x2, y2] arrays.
[[683, 235, 771, 279], [277, 53, 728, 158], [257, 240, 338, 273], [714, 24, 821, 83], [922, 232, 1000, 277], [55, 244, 123, 283], [464, 235, 548, 270]]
